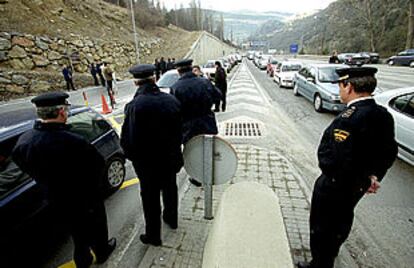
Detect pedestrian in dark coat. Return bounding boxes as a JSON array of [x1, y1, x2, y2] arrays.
[[214, 61, 227, 112], [329, 51, 340, 64], [159, 57, 167, 75], [96, 62, 106, 87], [90, 63, 99, 86], [297, 67, 397, 268], [171, 59, 219, 144], [62, 65, 76, 91], [12, 92, 116, 268], [154, 58, 160, 81], [167, 58, 174, 70], [121, 64, 183, 247]]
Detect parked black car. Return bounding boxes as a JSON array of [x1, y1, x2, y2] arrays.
[[0, 106, 126, 243], [345, 53, 370, 66], [359, 52, 380, 63], [387, 49, 414, 67]]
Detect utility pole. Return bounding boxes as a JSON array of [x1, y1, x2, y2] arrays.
[[129, 0, 140, 63]]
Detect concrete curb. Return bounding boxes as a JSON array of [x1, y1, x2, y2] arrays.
[[202, 181, 294, 268]]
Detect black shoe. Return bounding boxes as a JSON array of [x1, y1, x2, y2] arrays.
[[96, 238, 117, 264], [189, 177, 202, 187], [296, 261, 313, 268], [163, 216, 178, 229], [139, 234, 162, 246]]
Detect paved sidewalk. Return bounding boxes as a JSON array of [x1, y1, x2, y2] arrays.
[[136, 144, 312, 267]]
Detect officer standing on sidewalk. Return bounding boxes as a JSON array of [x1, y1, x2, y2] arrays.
[[171, 59, 219, 187], [121, 64, 183, 246], [297, 67, 398, 268], [12, 92, 116, 268]]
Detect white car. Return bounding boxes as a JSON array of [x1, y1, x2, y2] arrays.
[[274, 61, 302, 88], [203, 60, 217, 79], [157, 69, 179, 94], [374, 87, 414, 166]]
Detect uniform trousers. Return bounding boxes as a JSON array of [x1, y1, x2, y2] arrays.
[[309, 174, 364, 268], [53, 200, 109, 268], [134, 164, 178, 241]]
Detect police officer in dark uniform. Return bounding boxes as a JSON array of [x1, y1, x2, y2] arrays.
[[297, 67, 398, 268], [171, 59, 220, 187], [171, 59, 220, 144], [120, 64, 183, 246], [12, 92, 116, 268]]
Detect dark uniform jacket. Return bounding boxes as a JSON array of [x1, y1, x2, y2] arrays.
[[317, 98, 397, 194], [121, 83, 183, 173], [214, 67, 227, 91], [171, 71, 218, 143], [12, 121, 105, 208]]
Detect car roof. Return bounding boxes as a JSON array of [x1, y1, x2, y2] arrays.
[[307, 63, 349, 69], [374, 87, 414, 101], [0, 105, 89, 139]]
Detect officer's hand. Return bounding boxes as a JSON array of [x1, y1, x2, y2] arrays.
[[366, 175, 380, 194]]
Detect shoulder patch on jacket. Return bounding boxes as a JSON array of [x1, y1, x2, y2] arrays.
[[333, 129, 350, 142]]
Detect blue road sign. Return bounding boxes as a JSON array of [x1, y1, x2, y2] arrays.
[[290, 43, 299, 54]]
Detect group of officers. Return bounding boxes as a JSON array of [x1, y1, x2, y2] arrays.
[[11, 57, 397, 268]]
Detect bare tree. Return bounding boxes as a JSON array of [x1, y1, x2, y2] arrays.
[[407, 0, 414, 48]]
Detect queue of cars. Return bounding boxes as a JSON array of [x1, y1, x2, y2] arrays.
[[249, 51, 413, 166]]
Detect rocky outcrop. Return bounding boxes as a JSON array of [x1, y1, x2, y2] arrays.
[[0, 31, 164, 100]]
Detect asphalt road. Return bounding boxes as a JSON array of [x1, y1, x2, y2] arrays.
[[1, 60, 413, 267]]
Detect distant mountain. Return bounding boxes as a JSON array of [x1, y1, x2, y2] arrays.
[[205, 9, 293, 44], [256, 0, 410, 56]]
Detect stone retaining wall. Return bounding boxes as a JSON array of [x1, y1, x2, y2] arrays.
[[0, 31, 163, 101]]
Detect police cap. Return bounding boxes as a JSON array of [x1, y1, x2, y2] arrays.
[[333, 67, 377, 83], [174, 59, 193, 68], [31, 92, 70, 107], [129, 64, 156, 79]]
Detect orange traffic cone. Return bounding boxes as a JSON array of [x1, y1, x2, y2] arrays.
[[101, 94, 112, 114]]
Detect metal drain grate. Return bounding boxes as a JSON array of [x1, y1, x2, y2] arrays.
[[224, 122, 262, 137]]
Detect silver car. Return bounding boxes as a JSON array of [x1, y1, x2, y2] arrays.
[[293, 64, 347, 112], [374, 87, 414, 166]]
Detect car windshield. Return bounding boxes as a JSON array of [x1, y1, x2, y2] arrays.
[[282, 64, 301, 72], [318, 67, 344, 82], [157, 72, 179, 88], [204, 62, 215, 68], [271, 60, 278, 64]]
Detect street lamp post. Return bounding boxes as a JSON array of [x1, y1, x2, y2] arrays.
[[129, 0, 140, 63]]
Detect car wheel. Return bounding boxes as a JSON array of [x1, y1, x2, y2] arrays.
[[279, 78, 283, 88], [388, 60, 394, 66], [410, 61, 414, 68], [293, 83, 300, 96], [314, 94, 324, 112], [104, 156, 125, 193]]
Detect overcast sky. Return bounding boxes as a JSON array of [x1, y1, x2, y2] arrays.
[[162, 0, 337, 14]]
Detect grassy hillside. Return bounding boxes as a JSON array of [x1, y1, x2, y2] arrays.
[[262, 0, 410, 57], [0, 0, 198, 62]]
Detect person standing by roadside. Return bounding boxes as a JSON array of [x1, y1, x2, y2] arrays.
[[154, 58, 160, 81], [159, 57, 167, 75], [103, 62, 115, 108], [167, 58, 174, 71], [214, 61, 227, 112], [12, 92, 116, 268], [121, 64, 183, 247], [90, 63, 99, 86], [297, 67, 397, 268], [329, 51, 340, 64], [62, 65, 76, 91], [171, 59, 219, 187], [96, 62, 106, 87]]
